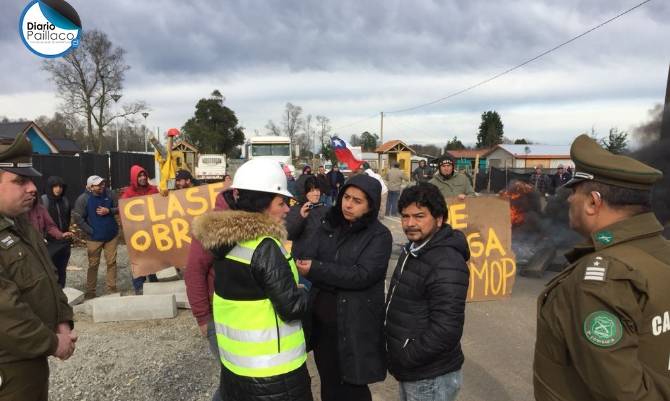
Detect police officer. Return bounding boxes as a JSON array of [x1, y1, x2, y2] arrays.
[[534, 134, 670, 400], [0, 133, 76, 401]]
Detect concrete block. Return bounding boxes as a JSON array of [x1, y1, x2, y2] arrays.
[[175, 292, 191, 309], [63, 287, 84, 306], [73, 293, 121, 315], [92, 294, 177, 323], [156, 267, 180, 282], [143, 280, 186, 295]]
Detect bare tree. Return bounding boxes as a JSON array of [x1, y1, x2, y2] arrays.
[[42, 29, 147, 152], [316, 115, 331, 150], [265, 120, 281, 135], [282, 102, 304, 145], [303, 114, 313, 153]]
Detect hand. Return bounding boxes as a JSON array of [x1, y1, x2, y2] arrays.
[[53, 332, 75, 360], [62, 232, 74, 239], [457, 194, 466, 200], [199, 323, 208, 337], [300, 203, 311, 219], [296, 259, 312, 276], [57, 322, 77, 343], [96, 206, 110, 216]]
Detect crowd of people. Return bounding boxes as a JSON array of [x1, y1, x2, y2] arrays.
[[1, 131, 668, 401]]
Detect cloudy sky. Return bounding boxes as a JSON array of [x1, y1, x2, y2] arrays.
[[1, 0, 669, 147]]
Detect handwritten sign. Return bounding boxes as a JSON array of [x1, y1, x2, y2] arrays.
[[119, 183, 225, 277], [446, 196, 516, 301]]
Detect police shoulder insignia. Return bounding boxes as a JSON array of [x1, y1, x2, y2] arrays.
[[583, 256, 608, 282], [583, 310, 623, 347], [0, 234, 18, 249]]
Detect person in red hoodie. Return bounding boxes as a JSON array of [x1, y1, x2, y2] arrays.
[[121, 165, 159, 294]]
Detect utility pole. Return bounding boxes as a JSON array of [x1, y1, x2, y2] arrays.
[[378, 111, 384, 171], [111, 94, 122, 151], [142, 112, 149, 152]]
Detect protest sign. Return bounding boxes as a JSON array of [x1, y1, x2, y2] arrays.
[[446, 196, 516, 301], [119, 183, 225, 277]]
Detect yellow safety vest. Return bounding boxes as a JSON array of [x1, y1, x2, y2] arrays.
[[213, 236, 307, 378]]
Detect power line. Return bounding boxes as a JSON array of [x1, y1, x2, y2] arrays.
[[385, 0, 654, 115], [331, 113, 379, 132]]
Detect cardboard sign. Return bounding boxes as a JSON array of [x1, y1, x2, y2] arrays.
[[446, 196, 516, 301], [119, 183, 225, 277]]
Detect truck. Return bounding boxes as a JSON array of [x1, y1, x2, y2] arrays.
[[195, 154, 227, 181], [246, 136, 292, 166]]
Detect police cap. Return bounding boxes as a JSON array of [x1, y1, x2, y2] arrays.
[[563, 134, 661, 190], [0, 133, 41, 177]]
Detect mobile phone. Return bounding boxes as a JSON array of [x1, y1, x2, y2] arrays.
[[307, 202, 324, 210]]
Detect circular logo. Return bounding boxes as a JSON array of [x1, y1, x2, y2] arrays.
[[583, 311, 623, 347], [18, 0, 82, 58]]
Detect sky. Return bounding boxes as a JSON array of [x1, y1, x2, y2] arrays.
[[1, 0, 669, 148]]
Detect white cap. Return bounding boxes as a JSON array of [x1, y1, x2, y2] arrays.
[[87, 175, 104, 186], [232, 159, 293, 198]]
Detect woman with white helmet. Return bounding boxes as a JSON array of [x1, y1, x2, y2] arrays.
[[192, 159, 312, 401]]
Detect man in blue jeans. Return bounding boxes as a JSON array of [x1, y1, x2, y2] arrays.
[[385, 183, 470, 401]]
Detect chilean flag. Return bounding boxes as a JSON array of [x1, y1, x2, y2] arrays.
[[331, 136, 363, 170]]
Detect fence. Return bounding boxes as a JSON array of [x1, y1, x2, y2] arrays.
[[32, 151, 155, 205]]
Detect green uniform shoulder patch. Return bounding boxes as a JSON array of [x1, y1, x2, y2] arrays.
[[595, 230, 614, 245], [583, 311, 623, 347], [583, 255, 608, 282]]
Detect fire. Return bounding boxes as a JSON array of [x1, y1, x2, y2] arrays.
[[500, 181, 536, 227]]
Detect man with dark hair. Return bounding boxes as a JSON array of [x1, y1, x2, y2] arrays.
[[385, 182, 470, 401], [429, 156, 474, 200], [534, 134, 670, 401], [529, 165, 552, 196], [295, 165, 314, 201], [326, 165, 345, 204], [175, 169, 194, 189], [316, 165, 333, 205], [0, 134, 76, 400], [412, 159, 432, 183], [552, 164, 571, 190]]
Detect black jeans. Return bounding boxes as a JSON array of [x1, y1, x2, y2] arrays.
[[312, 321, 372, 401], [50, 245, 71, 288]]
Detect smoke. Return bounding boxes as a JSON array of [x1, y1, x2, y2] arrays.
[[632, 102, 670, 229]]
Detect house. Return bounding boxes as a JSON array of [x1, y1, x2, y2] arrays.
[[171, 140, 199, 172], [375, 140, 415, 176], [0, 121, 60, 154], [484, 144, 571, 169], [446, 148, 491, 172]]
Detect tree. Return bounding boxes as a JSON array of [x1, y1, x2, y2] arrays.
[[42, 29, 147, 152], [409, 144, 442, 157], [282, 102, 304, 145], [182, 90, 245, 155], [316, 115, 332, 149], [359, 131, 379, 151], [265, 120, 281, 135], [514, 138, 530, 144], [349, 134, 361, 147], [446, 136, 465, 150], [600, 128, 629, 154], [476, 110, 504, 148]]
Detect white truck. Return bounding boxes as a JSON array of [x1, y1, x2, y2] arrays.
[[246, 136, 292, 165], [195, 154, 226, 181]]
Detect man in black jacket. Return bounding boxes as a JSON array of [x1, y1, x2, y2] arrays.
[[385, 182, 470, 401], [41, 176, 72, 288]]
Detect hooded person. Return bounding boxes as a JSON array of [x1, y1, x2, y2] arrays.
[[40, 176, 74, 287], [120, 165, 159, 293], [294, 165, 314, 201], [192, 158, 312, 401], [295, 174, 393, 401], [120, 165, 159, 199]]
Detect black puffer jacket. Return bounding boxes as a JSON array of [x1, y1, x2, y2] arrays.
[[304, 174, 393, 385], [192, 210, 312, 401], [385, 225, 470, 382], [286, 202, 329, 259]]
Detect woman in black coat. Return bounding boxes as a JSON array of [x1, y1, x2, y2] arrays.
[[296, 174, 393, 401]]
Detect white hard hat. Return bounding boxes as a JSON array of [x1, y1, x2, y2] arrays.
[[232, 159, 293, 198]]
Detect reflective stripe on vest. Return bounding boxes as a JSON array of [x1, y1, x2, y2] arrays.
[[213, 236, 306, 378]]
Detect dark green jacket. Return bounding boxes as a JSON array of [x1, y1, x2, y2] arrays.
[[429, 172, 475, 199], [0, 215, 73, 363], [534, 212, 670, 401]]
